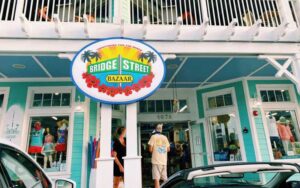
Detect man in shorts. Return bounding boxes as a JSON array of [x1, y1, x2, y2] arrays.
[[148, 123, 170, 188]]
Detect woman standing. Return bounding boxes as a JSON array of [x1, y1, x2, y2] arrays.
[[113, 126, 126, 188]]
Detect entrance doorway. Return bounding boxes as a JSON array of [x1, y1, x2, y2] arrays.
[[139, 122, 192, 188]]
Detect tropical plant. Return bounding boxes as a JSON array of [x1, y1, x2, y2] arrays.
[[144, 51, 157, 64], [81, 50, 101, 63]]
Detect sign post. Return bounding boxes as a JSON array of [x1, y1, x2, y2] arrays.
[[71, 38, 165, 188]]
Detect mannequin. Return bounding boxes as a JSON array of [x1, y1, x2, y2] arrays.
[[42, 128, 55, 169], [28, 121, 45, 161], [277, 117, 291, 154], [55, 119, 68, 170]]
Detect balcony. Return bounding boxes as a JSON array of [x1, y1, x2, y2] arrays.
[[0, 0, 299, 41]]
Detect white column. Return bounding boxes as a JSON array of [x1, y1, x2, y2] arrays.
[[112, 0, 121, 24], [277, 0, 297, 28], [123, 103, 142, 188], [292, 54, 300, 94], [94, 104, 114, 188]]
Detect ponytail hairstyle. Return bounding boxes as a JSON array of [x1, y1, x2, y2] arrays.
[[114, 126, 125, 140]]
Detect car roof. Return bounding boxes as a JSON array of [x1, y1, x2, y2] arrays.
[[174, 162, 300, 180]]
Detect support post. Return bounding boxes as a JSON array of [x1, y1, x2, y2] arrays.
[[94, 104, 114, 188], [292, 54, 300, 94], [277, 0, 297, 29], [124, 103, 142, 188]]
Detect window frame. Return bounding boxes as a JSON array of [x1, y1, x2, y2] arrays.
[[23, 86, 75, 178], [138, 99, 189, 113], [0, 87, 10, 136], [257, 84, 300, 163], [203, 87, 247, 164]]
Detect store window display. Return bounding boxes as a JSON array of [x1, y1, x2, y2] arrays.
[[27, 116, 69, 172], [209, 114, 242, 162], [266, 111, 300, 159]]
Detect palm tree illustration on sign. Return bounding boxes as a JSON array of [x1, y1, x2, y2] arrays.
[[138, 52, 148, 62], [144, 51, 157, 64], [81, 50, 101, 63]]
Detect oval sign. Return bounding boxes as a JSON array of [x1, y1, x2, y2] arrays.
[[71, 38, 166, 104]]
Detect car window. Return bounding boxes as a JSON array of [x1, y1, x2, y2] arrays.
[[287, 173, 300, 182], [0, 147, 51, 188]]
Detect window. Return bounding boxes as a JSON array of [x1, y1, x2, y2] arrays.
[[260, 90, 291, 102], [0, 145, 51, 188], [0, 94, 4, 108], [32, 92, 71, 107], [27, 116, 69, 173], [208, 94, 233, 109], [265, 110, 300, 160], [138, 99, 188, 113], [209, 114, 242, 162]]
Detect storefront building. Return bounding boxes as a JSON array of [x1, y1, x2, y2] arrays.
[[0, 0, 300, 187]]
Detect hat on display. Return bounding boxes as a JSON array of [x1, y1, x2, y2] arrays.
[[278, 116, 286, 124]]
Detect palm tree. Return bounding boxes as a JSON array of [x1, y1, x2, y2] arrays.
[[81, 50, 93, 63], [138, 52, 148, 62], [81, 50, 101, 63], [145, 51, 157, 64], [91, 52, 101, 61]]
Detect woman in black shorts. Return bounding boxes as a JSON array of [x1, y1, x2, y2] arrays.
[[113, 126, 126, 188]]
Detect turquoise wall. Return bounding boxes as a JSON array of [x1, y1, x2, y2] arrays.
[[71, 112, 84, 187], [87, 100, 98, 188], [199, 123, 208, 165], [0, 82, 85, 187], [196, 81, 256, 162]]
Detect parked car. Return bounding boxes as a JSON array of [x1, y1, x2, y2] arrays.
[[161, 162, 300, 188], [0, 139, 76, 188]]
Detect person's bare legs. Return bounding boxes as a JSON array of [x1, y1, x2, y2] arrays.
[[114, 176, 121, 188], [154, 179, 160, 188]]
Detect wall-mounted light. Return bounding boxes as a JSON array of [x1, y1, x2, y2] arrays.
[[74, 96, 84, 112]]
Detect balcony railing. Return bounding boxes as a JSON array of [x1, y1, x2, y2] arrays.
[[0, 0, 299, 27], [0, 0, 299, 41], [0, 0, 112, 23]]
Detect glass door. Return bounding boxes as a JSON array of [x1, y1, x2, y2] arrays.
[[208, 113, 243, 163]]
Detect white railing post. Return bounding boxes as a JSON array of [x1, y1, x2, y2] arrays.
[[277, 0, 297, 28], [294, 0, 300, 25], [14, 0, 25, 19], [112, 0, 121, 24], [200, 0, 209, 22], [94, 104, 114, 188], [124, 103, 142, 188]]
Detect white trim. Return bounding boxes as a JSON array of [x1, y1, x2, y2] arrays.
[[247, 63, 270, 77], [256, 84, 300, 163], [22, 86, 76, 178], [32, 56, 53, 78], [198, 57, 234, 87], [81, 97, 90, 188], [0, 72, 7, 78], [0, 78, 71, 82], [242, 79, 262, 161], [0, 87, 10, 136], [165, 57, 188, 88], [202, 87, 247, 164]]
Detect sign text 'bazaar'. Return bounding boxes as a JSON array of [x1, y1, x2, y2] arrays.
[[71, 38, 165, 104]]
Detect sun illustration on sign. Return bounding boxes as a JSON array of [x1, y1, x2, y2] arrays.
[[80, 44, 157, 97]]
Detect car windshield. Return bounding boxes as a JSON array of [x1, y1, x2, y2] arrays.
[[173, 171, 298, 188], [0, 146, 51, 188]]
